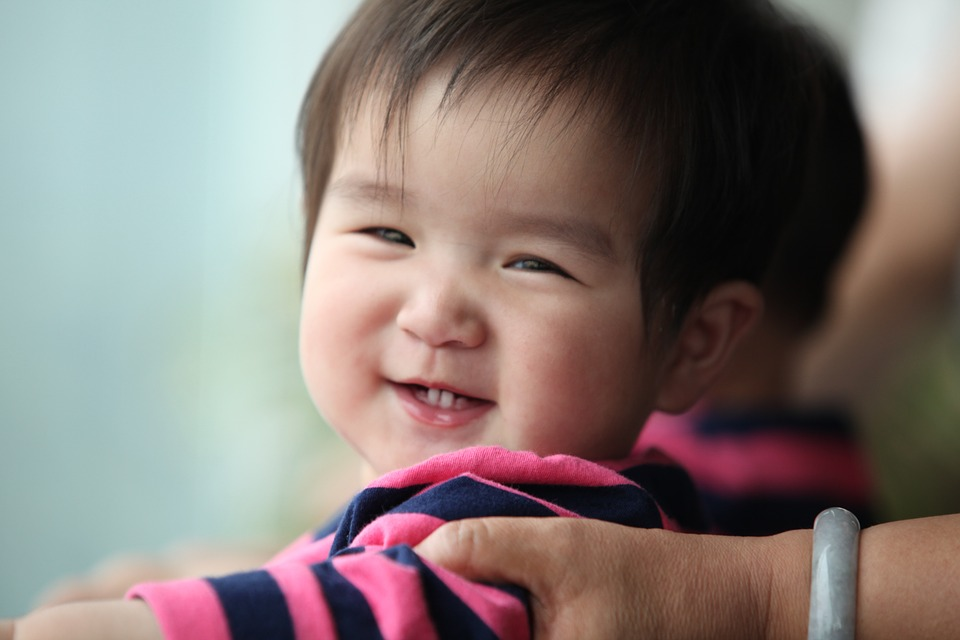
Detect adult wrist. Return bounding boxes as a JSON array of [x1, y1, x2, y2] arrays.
[[756, 528, 815, 640], [673, 533, 777, 640]]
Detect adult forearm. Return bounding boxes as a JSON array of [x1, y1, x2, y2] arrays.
[[10, 600, 162, 640], [762, 514, 960, 640], [857, 515, 960, 639]]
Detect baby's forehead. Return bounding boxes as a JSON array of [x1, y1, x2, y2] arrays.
[[341, 68, 640, 182], [350, 75, 640, 183]]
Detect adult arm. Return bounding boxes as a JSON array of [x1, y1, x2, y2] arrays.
[[417, 514, 960, 639], [35, 543, 275, 608], [4, 600, 163, 640]]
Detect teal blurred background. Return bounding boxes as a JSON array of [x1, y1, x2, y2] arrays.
[[2, 0, 958, 619], [1, 0, 362, 615]]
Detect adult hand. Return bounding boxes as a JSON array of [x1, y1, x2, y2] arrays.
[[416, 518, 806, 640], [35, 543, 272, 608]]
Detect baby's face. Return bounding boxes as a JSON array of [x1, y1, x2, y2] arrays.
[[299, 74, 663, 476]]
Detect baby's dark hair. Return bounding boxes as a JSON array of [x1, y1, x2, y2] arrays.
[[761, 47, 869, 332], [298, 0, 832, 335]]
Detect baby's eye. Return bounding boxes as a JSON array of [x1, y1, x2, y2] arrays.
[[361, 227, 415, 247], [507, 257, 572, 279]]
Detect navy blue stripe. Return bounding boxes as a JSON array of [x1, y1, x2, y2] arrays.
[[330, 484, 429, 552], [701, 492, 876, 536], [696, 408, 855, 438], [312, 561, 384, 640], [207, 570, 294, 640], [390, 475, 558, 520], [383, 545, 505, 639], [618, 464, 707, 531], [511, 482, 663, 528]]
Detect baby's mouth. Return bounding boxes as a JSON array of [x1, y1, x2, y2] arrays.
[[393, 381, 494, 427], [408, 384, 486, 410]]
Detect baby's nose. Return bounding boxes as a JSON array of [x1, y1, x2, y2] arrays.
[[396, 276, 487, 348]]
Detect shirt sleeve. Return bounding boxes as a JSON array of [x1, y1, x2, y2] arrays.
[[128, 446, 687, 639], [131, 544, 529, 640]]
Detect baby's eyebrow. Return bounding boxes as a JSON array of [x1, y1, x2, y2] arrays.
[[498, 211, 618, 263], [328, 176, 410, 207]]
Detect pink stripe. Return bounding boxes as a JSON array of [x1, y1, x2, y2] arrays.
[[267, 563, 338, 639], [352, 512, 448, 548], [640, 418, 872, 498], [428, 559, 530, 640], [637, 409, 692, 439], [127, 579, 231, 640], [332, 552, 439, 640], [371, 446, 630, 489]]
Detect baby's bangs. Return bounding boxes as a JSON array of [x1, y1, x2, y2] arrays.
[[335, 0, 661, 168]]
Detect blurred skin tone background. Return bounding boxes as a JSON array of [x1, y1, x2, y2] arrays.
[[2, 0, 958, 618]]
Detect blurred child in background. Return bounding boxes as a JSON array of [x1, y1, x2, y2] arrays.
[[638, 44, 876, 534]]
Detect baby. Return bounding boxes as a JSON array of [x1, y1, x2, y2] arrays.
[[5, 0, 834, 638]]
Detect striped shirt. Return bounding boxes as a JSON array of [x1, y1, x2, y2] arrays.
[[129, 445, 703, 640], [637, 405, 876, 535]]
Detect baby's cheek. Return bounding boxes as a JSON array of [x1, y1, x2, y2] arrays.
[[506, 366, 592, 448], [522, 340, 648, 454]]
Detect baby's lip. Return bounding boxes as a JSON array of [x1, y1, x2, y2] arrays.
[[390, 379, 495, 426], [395, 379, 491, 405]]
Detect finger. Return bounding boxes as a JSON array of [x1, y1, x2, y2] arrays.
[[416, 517, 584, 590], [0, 619, 15, 640]]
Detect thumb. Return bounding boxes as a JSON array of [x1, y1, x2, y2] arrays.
[[416, 517, 563, 588]]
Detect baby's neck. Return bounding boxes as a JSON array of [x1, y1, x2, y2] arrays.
[[359, 460, 379, 484], [706, 321, 805, 410]]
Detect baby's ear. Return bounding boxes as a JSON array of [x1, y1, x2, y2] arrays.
[[654, 281, 763, 414]]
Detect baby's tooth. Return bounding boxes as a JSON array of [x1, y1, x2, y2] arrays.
[[427, 387, 440, 406], [439, 390, 454, 409]]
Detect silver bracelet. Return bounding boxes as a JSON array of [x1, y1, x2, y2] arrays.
[[807, 507, 861, 640]]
